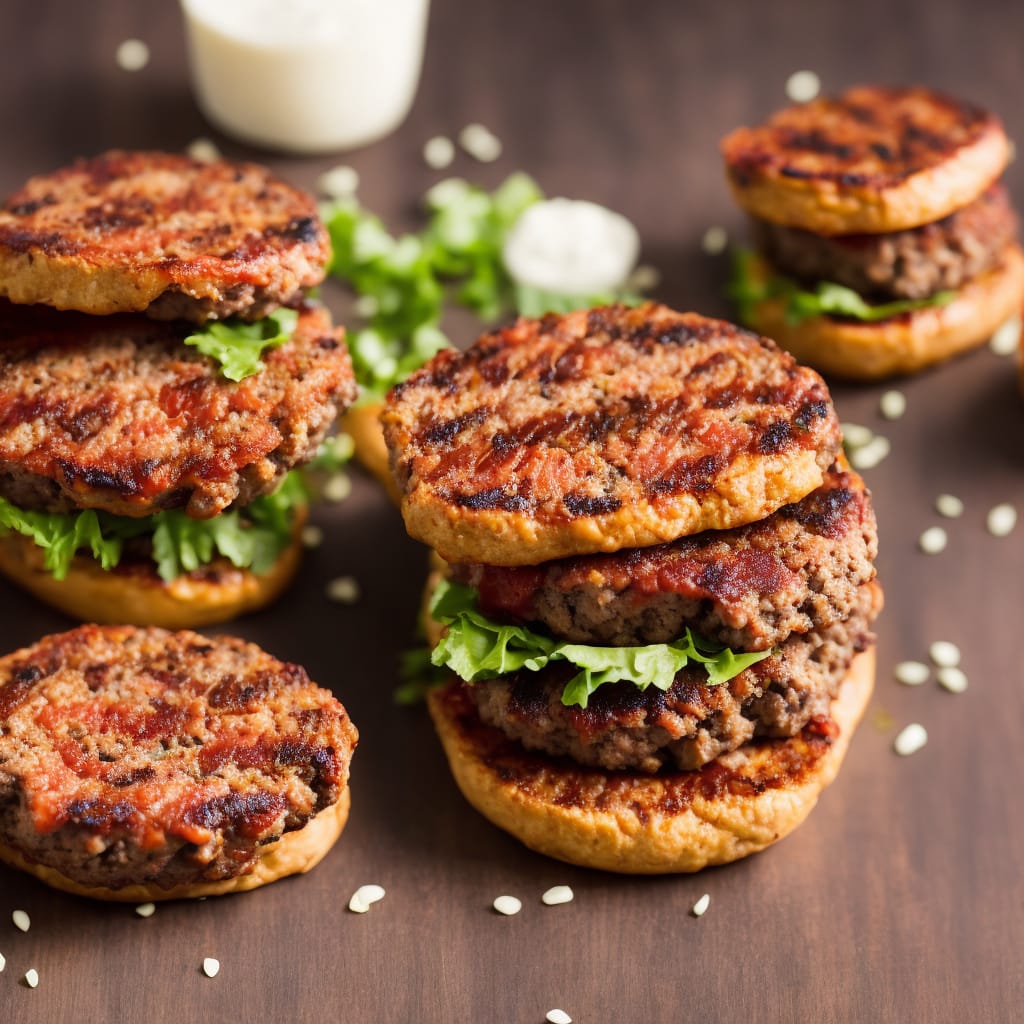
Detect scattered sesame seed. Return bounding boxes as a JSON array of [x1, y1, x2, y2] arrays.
[[326, 575, 360, 604], [546, 1011, 572, 1024], [935, 494, 964, 519], [353, 294, 380, 318], [928, 641, 960, 668], [879, 389, 906, 421], [894, 723, 928, 756], [12, 910, 29, 933], [848, 435, 890, 471], [493, 895, 522, 916], [459, 123, 502, 163], [186, 137, 220, 163], [116, 39, 150, 72], [202, 957, 220, 978], [627, 264, 662, 291], [541, 885, 574, 906], [701, 226, 729, 255], [894, 661, 929, 686], [423, 136, 456, 170], [691, 893, 711, 917], [937, 666, 968, 694], [135, 903, 156, 918], [0, 951, 5, 972], [317, 165, 360, 199], [989, 316, 1021, 356], [24, 968, 39, 989], [986, 503, 1017, 537], [323, 473, 352, 503], [918, 526, 948, 554], [785, 69, 821, 103], [301, 524, 324, 549], [840, 422, 874, 449], [348, 884, 385, 914]]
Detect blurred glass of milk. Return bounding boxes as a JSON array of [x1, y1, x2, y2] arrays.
[[180, 0, 430, 153]]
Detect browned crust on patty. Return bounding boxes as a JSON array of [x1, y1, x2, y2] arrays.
[[722, 86, 1008, 234], [427, 648, 874, 873], [0, 625, 357, 894], [0, 299, 356, 518], [0, 151, 330, 321], [384, 305, 842, 566]]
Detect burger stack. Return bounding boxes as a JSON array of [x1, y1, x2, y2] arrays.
[[383, 303, 882, 872]]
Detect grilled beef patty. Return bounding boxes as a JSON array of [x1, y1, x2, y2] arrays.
[[0, 625, 357, 892]]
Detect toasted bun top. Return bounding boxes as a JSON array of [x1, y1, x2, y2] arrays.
[[384, 304, 841, 566], [722, 86, 1008, 234]]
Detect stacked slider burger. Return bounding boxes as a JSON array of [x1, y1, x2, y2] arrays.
[[723, 85, 1024, 379], [0, 151, 356, 626], [383, 304, 881, 872]]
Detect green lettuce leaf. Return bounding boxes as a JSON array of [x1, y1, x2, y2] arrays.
[[0, 471, 307, 584], [429, 579, 772, 709], [183, 308, 299, 381], [729, 247, 954, 326]]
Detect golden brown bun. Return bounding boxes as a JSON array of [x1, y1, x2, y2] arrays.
[[340, 401, 401, 505], [722, 86, 1008, 234], [426, 650, 874, 873], [745, 244, 1024, 380], [0, 508, 306, 628], [0, 790, 349, 902]]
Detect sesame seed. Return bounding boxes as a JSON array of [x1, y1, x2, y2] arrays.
[[691, 893, 711, 917], [541, 885, 574, 906], [894, 723, 928, 756], [785, 70, 821, 103], [0, 951, 5, 972], [24, 968, 39, 989], [326, 575, 360, 604], [135, 903, 156, 918], [12, 910, 29, 933], [493, 895, 522, 916], [935, 494, 964, 519], [546, 1011, 573, 1024], [627, 264, 662, 291], [353, 294, 380, 318], [116, 39, 150, 72], [928, 641, 960, 668], [848, 435, 890, 470], [202, 957, 220, 978], [701, 226, 729, 255], [348, 884, 385, 914], [986, 503, 1017, 537], [423, 136, 456, 170], [323, 473, 352, 503], [186, 137, 220, 163], [317, 165, 360, 199], [894, 661, 929, 686], [989, 316, 1021, 356], [301, 524, 324, 549], [879, 389, 906, 421], [918, 526, 948, 554], [840, 422, 874, 449], [937, 666, 968, 694], [459, 123, 502, 163]]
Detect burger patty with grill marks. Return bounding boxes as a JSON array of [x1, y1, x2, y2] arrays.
[[451, 459, 876, 651], [751, 184, 1017, 301], [0, 625, 357, 892], [0, 299, 356, 518], [467, 581, 881, 773], [0, 151, 330, 322]]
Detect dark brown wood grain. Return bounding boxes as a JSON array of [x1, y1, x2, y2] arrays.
[[0, 2, 1022, 1021]]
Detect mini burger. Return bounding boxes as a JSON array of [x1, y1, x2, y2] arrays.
[[0, 152, 357, 626], [722, 85, 1024, 379], [383, 304, 881, 873]]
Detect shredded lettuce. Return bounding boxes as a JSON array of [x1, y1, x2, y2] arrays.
[[729, 247, 954, 327], [183, 308, 299, 381], [0, 471, 307, 583], [429, 579, 772, 709]]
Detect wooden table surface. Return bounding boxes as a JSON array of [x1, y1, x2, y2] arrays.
[[1, 2, 1022, 1021]]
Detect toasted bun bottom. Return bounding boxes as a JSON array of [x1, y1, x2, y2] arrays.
[[0, 508, 306, 629], [746, 244, 1024, 379], [426, 649, 874, 873], [0, 789, 350, 902], [340, 402, 401, 505]]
